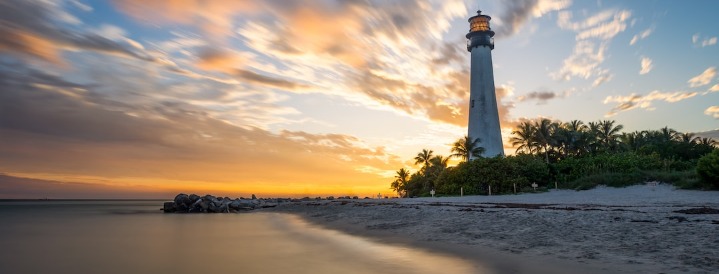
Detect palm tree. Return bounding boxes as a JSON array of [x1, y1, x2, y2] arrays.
[[678, 133, 700, 144], [534, 118, 557, 163], [390, 168, 410, 197], [597, 120, 624, 152], [510, 121, 536, 154], [620, 132, 641, 152], [698, 137, 717, 147], [659, 126, 678, 143], [414, 149, 434, 172], [564, 120, 590, 156], [552, 125, 573, 158], [429, 155, 450, 169], [567, 120, 586, 132], [451, 136, 485, 161]]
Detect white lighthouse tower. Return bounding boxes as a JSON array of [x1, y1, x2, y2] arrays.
[[466, 10, 504, 158]]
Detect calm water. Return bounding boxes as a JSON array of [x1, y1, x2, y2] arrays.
[[0, 201, 485, 274]]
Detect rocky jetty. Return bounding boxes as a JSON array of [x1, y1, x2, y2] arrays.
[[162, 193, 284, 213]]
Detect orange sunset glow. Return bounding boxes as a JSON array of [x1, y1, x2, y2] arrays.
[[1, 0, 718, 199]]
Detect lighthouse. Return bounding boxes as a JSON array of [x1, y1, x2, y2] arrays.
[[466, 10, 504, 158]]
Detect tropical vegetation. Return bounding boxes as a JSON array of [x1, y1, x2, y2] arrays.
[[390, 119, 717, 197]]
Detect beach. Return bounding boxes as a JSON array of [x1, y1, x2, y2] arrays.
[[267, 184, 719, 274]]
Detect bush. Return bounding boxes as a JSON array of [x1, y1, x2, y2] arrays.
[[697, 149, 719, 189], [554, 152, 663, 184], [434, 155, 550, 195]]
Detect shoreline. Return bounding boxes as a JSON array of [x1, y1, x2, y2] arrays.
[[265, 184, 719, 273]]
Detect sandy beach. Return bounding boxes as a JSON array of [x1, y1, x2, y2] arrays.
[[266, 184, 719, 274]]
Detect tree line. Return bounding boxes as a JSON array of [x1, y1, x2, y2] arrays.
[[390, 118, 718, 197]]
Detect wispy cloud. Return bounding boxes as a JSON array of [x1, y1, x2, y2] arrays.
[[552, 9, 631, 86], [493, 0, 572, 38], [639, 56, 653, 75], [705, 106, 719, 119], [603, 90, 698, 116], [688, 67, 716, 87], [0, 0, 157, 65], [692, 33, 717, 47], [0, 63, 404, 195], [629, 28, 653, 45]]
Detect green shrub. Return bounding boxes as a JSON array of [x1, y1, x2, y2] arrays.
[[434, 155, 550, 195], [697, 149, 719, 189]]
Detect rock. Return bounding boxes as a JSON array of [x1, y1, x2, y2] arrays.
[[326, 196, 335, 200], [208, 202, 220, 213], [163, 202, 176, 213], [202, 195, 218, 203], [218, 203, 229, 213], [165, 193, 274, 213], [175, 202, 189, 213], [188, 194, 200, 203], [199, 200, 210, 211], [174, 193, 190, 205]]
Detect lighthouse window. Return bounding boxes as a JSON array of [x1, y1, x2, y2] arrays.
[[470, 17, 490, 32], [471, 100, 475, 108]]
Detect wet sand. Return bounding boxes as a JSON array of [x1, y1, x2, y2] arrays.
[[267, 184, 719, 274]]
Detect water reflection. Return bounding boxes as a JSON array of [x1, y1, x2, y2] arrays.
[[0, 202, 487, 274]]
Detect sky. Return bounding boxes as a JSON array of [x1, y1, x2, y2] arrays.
[[1, 0, 718, 199]]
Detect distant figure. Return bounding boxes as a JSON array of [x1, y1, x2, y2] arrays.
[[377, 193, 382, 199]]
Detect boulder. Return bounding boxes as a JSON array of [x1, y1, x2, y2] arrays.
[[188, 194, 201, 203], [174, 193, 191, 207], [163, 202, 176, 213], [163, 193, 271, 213], [199, 200, 210, 211], [208, 202, 220, 213], [175, 203, 189, 213]]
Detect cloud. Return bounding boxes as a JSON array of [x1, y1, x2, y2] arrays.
[[493, 0, 572, 38], [0, 0, 155, 65], [557, 9, 631, 40], [639, 56, 653, 75], [688, 67, 716, 87], [552, 9, 631, 85], [692, 33, 717, 47], [516, 90, 565, 104], [114, 0, 259, 40], [592, 72, 613, 87], [194, 47, 246, 72], [235, 69, 310, 90], [120, 0, 484, 130], [0, 62, 404, 196], [709, 84, 719, 92], [705, 106, 719, 119], [552, 40, 608, 80], [629, 28, 653, 45], [0, 174, 172, 199], [603, 90, 698, 116]]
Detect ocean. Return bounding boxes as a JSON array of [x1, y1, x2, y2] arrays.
[[0, 201, 483, 274]]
